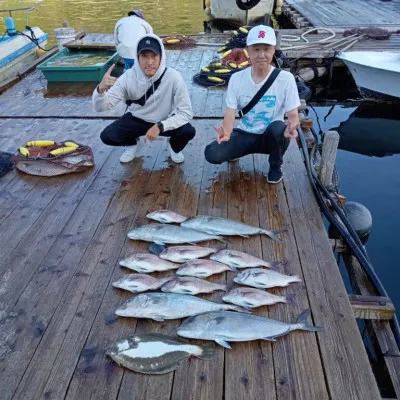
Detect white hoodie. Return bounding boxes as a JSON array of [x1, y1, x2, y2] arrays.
[[92, 34, 193, 132]]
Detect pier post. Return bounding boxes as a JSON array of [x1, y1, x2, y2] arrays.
[[319, 130, 340, 188]]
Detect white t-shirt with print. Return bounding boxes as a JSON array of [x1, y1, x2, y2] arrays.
[[225, 66, 301, 134]]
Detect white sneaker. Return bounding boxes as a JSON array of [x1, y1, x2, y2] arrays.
[[119, 145, 137, 163], [167, 140, 184, 163]]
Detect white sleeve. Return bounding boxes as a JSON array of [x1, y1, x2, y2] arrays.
[[92, 74, 128, 112], [284, 74, 301, 112], [225, 75, 238, 110]]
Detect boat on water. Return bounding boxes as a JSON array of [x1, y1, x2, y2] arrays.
[[338, 51, 400, 101], [0, 7, 48, 84]]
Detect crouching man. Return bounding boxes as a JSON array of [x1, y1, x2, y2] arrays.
[[204, 25, 300, 183], [93, 34, 195, 164]]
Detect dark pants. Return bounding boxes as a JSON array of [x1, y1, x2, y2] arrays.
[[204, 120, 289, 168], [100, 113, 196, 153]]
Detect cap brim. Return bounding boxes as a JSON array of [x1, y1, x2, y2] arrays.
[[247, 40, 276, 47], [138, 46, 161, 55]]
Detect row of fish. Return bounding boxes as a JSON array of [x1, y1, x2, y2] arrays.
[[106, 310, 322, 374], [128, 211, 286, 244]]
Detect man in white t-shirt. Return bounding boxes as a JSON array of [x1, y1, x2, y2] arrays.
[[115, 9, 153, 70], [204, 25, 300, 183]]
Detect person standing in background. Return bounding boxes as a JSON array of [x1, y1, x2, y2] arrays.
[[114, 9, 153, 70]]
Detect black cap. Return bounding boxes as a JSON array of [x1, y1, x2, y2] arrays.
[[137, 37, 162, 56], [128, 9, 144, 18]]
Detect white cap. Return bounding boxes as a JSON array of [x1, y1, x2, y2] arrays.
[[246, 25, 276, 47]]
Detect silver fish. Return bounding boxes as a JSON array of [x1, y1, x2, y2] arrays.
[[210, 249, 281, 270], [119, 253, 178, 273], [146, 210, 187, 224], [115, 293, 248, 321], [177, 310, 322, 348], [234, 268, 302, 289], [106, 333, 215, 374], [161, 277, 227, 295], [127, 224, 225, 245], [159, 245, 218, 263], [222, 287, 295, 309], [181, 215, 285, 243], [112, 274, 171, 293], [176, 259, 233, 278]]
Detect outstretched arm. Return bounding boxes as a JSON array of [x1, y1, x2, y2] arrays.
[[214, 108, 236, 143], [284, 108, 300, 139]]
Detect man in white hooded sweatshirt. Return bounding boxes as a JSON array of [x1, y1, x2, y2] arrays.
[[92, 34, 195, 163]]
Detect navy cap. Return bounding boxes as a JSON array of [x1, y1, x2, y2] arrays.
[[128, 9, 144, 18], [137, 37, 162, 56]]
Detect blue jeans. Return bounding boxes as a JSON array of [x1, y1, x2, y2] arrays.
[[123, 58, 135, 70], [204, 120, 289, 168]]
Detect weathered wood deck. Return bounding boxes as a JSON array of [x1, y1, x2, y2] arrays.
[[0, 46, 389, 400]]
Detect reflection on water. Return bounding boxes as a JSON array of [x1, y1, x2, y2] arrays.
[[0, 0, 205, 46]]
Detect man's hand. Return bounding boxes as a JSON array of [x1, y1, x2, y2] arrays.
[[97, 64, 117, 94], [284, 127, 298, 140], [144, 124, 160, 143], [214, 126, 231, 144]]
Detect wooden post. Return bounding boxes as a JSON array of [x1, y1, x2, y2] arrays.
[[319, 130, 340, 188]]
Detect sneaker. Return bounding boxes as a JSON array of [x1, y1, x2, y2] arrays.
[[167, 140, 184, 163], [267, 166, 283, 184], [119, 145, 137, 163]]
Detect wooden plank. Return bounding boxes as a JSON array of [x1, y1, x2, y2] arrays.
[[171, 122, 226, 400], [253, 152, 329, 400], [319, 130, 340, 188], [283, 142, 381, 399], [349, 295, 395, 320]]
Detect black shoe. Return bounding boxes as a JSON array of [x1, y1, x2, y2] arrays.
[[267, 166, 283, 184]]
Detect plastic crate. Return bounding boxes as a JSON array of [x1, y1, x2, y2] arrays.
[[38, 48, 119, 82]]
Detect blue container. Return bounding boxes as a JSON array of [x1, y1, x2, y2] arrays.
[[5, 17, 17, 36]]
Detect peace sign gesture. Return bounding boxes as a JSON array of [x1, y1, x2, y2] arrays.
[[97, 64, 117, 94]]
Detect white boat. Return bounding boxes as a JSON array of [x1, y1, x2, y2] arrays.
[[0, 7, 48, 84], [338, 51, 400, 100]]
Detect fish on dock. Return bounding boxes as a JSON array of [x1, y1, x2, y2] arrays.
[[222, 287, 295, 309], [181, 215, 286, 243], [176, 259, 234, 278], [112, 274, 171, 293], [119, 253, 179, 273], [177, 309, 322, 348], [146, 210, 187, 224], [161, 277, 227, 295], [151, 244, 218, 263], [106, 333, 215, 374], [127, 224, 226, 245], [115, 293, 248, 321], [234, 268, 302, 289], [210, 249, 281, 270]]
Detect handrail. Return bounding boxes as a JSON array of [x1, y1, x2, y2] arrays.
[[0, 7, 35, 27]]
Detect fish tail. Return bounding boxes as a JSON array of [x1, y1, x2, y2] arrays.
[[216, 236, 231, 245], [285, 293, 296, 306], [295, 309, 323, 332], [198, 342, 216, 359], [262, 229, 287, 243], [148, 242, 167, 256]]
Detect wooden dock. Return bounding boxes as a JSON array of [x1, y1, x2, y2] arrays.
[[0, 45, 397, 400]]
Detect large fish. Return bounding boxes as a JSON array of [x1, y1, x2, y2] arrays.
[[106, 333, 215, 374], [153, 244, 218, 263], [112, 274, 171, 293], [210, 249, 281, 270], [146, 210, 187, 224], [177, 309, 322, 348], [176, 259, 234, 278], [161, 277, 227, 295], [115, 293, 248, 321], [234, 268, 302, 289], [181, 215, 285, 243], [119, 253, 179, 273], [222, 287, 295, 309], [127, 224, 225, 245]]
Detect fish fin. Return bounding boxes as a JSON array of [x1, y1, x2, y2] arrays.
[[229, 265, 238, 272], [198, 342, 216, 359], [239, 234, 250, 238], [267, 261, 282, 271], [243, 301, 255, 309], [154, 241, 166, 246], [215, 236, 231, 245], [262, 228, 287, 244], [295, 309, 323, 332], [262, 336, 277, 342], [148, 242, 166, 256], [149, 314, 165, 322], [231, 305, 252, 314], [181, 288, 195, 294], [215, 339, 231, 349], [285, 293, 296, 306]]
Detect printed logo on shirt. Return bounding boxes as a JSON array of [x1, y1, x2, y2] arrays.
[[241, 95, 276, 133]]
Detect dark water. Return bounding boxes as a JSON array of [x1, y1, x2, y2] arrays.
[[309, 102, 400, 314]]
